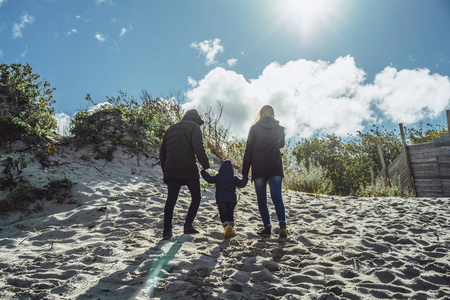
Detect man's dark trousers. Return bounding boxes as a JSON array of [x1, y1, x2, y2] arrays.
[[164, 179, 201, 230]]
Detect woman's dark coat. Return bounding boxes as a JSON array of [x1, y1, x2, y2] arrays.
[[201, 160, 248, 204], [160, 109, 210, 183], [242, 115, 285, 179]]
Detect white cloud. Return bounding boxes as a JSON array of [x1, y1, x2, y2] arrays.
[[55, 113, 72, 136], [95, 0, 113, 5], [75, 15, 88, 23], [359, 67, 450, 124], [20, 46, 28, 58], [227, 58, 238, 67], [108, 40, 119, 51], [119, 24, 132, 38], [184, 56, 450, 139], [190, 38, 224, 66], [65, 29, 78, 36], [95, 32, 106, 42], [0, 0, 7, 8], [187, 76, 198, 87], [12, 12, 35, 39], [0, 49, 4, 57]]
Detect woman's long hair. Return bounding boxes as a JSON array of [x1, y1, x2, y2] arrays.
[[254, 104, 275, 124]]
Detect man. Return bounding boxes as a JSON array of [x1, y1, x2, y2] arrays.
[[160, 109, 210, 240]]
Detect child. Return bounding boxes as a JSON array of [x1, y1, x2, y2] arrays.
[[201, 160, 248, 238]]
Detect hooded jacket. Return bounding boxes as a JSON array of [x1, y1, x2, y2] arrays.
[[242, 115, 285, 179], [160, 109, 210, 183], [201, 160, 248, 204]]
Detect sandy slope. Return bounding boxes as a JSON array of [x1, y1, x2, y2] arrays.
[[0, 144, 449, 299]]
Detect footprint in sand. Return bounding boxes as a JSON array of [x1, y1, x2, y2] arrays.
[[374, 270, 396, 283]]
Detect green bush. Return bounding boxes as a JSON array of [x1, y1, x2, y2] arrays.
[[0, 63, 56, 147], [404, 122, 448, 144], [0, 181, 36, 212], [359, 176, 409, 197], [293, 127, 403, 195], [0, 178, 73, 213], [282, 146, 333, 195], [0, 153, 28, 190], [71, 91, 169, 161]]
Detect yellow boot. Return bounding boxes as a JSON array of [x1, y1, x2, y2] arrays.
[[224, 224, 235, 238]]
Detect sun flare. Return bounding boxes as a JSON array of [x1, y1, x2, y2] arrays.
[[274, 0, 340, 40]]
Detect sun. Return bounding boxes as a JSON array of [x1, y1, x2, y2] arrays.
[[273, 0, 340, 40]]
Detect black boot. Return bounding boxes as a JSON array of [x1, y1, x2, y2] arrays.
[[258, 225, 271, 237], [162, 228, 172, 240], [279, 221, 287, 238], [184, 224, 199, 234]]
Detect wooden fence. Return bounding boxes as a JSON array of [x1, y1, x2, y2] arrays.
[[379, 132, 450, 197]]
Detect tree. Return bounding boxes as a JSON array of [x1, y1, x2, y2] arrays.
[[0, 63, 56, 146]]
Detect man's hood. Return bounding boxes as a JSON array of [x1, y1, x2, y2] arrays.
[[219, 160, 234, 174], [182, 109, 204, 126]]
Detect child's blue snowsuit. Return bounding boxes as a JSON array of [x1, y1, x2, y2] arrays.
[[201, 160, 248, 226]]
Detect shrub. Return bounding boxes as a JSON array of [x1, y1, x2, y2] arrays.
[[293, 127, 403, 195], [0, 178, 73, 214], [199, 102, 247, 169], [0, 153, 28, 190], [359, 176, 408, 197], [283, 146, 333, 195], [45, 178, 73, 202], [71, 91, 169, 161], [404, 122, 448, 145], [0, 181, 36, 212], [0, 63, 56, 147]]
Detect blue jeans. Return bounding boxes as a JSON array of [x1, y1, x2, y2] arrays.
[[254, 176, 286, 227], [164, 179, 201, 230]]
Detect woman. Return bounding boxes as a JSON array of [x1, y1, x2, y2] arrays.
[[242, 105, 287, 238]]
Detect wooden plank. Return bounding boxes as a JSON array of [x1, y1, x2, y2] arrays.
[[414, 173, 440, 179], [399, 123, 416, 196], [411, 162, 439, 169], [414, 177, 445, 181], [408, 142, 436, 150], [411, 169, 439, 176], [447, 110, 450, 132], [434, 140, 450, 146], [377, 141, 389, 186], [410, 146, 450, 157], [417, 192, 443, 197], [410, 152, 442, 161]]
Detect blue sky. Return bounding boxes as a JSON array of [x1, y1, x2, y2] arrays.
[[1, 0, 450, 138]]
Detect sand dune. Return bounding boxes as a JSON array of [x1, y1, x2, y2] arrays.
[[1, 145, 449, 299]]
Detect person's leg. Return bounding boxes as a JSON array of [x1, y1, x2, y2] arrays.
[[268, 176, 287, 238], [228, 203, 236, 226], [267, 176, 286, 222], [184, 179, 202, 232], [254, 177, 271, 227], [163, 180, 182, 239], [217, 202, 229, 226], [223, 202, 236, 238]]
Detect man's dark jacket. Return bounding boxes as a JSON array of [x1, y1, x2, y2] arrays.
[[160, 109, 210, 183], [201, 160, 248, 204], [242, 115, 285, 179]]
